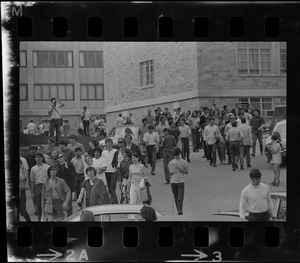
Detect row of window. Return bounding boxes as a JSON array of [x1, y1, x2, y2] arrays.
[[237, 42, 286, 75], [19, 51, 103, 68], [19, 84, 104, 101], [237, 97, 286, 117]]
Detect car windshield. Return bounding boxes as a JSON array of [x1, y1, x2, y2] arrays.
[[275, 123, 286, 137], [114, 126, 139, 137], [273, 106, 286, 119]]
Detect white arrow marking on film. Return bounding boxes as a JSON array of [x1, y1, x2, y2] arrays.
[[37, 249, 63, 260], [181, 249, 208, 261]]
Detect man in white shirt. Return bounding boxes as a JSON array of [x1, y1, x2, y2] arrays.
[[48, 97, 65, 145], [101, 138, 118, 203], [203, 117, 221, 167], [178, 118, 191, 163], [239, 169, 275, 221], [27, 120, 37, 135], [143, 125, 159, 175], [81, 106, 91, 136]]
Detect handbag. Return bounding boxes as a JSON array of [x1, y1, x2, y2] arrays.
[[139, 178, 146, 189]]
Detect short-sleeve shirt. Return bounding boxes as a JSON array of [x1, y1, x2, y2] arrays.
[[49, 103, 62, 119], [82, 111, 91, 121], [143, 132, 159, 146], [30, 163, 50, 184], [71, 156, 85, 174], [169, 158, 188, 184]]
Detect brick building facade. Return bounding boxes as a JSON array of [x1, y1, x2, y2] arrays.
[[103, 42, 286, 132]]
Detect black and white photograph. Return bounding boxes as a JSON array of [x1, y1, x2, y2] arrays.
[[18, 41, 286, 222]]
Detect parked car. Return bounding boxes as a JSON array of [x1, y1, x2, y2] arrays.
[[213, 192, 286, 221], [99, 125, 140, 149], [268, 105, 286, 134], [265, 119, 286, 161], [157, 215, 247, 221], [64, 204, 162, 222]]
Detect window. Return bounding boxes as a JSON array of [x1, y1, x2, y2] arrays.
[[79, 51, 103, 67], [34, 84, 74, 101], [20, 51, 27, 67], [33, 51, 73, 67], [80, 84, 104, 100], [140, 59, 154, 88], [237, 97, 275, 117], [280, 42, 286, 75], [20, 84, 28, 101], [237, 42, 271, 75]]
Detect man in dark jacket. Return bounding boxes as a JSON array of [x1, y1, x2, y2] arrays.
[[125, 134, 142, 161], [57, 152, 76, 217]]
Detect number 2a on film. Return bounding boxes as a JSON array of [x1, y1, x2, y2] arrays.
[[66, 249, 89, 261]]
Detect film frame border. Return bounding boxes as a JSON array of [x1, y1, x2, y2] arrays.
[[3, 1, 300, 262]]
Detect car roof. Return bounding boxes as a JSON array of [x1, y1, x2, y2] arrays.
[[275, 119, 286, 126], [64, 204, 161, 221], [271, 192, 286, 198], [157, 215, 247, 222]]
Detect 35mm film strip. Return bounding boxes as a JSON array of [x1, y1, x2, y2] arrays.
[[2, 1, 300, 262]]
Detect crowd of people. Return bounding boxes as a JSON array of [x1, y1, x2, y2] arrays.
[[19, 99, 282, 221]]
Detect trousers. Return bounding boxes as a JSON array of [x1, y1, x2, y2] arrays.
[[171, 183, 184, 215], [163, 150, 173, 183]]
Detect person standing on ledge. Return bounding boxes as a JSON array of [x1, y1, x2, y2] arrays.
[[48, 97, 65, 145], [81, 106, 91, 136], [239, 169, 275, 221]]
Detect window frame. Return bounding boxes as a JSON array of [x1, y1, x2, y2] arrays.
[[237, 97, 275, 118], [32, 51, 73, 68], [20, 51, 27, 67], [19, 84, 28, 101], [79, 51, 104, 68], [33, 84, 74, 101], [280, 47, 287, 75], [140, 59, 155, 89], [80, 84, 105, 101], [236, 42, 272, 76]]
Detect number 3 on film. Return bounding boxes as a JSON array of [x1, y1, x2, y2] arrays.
[[212, 251, 222, 262]]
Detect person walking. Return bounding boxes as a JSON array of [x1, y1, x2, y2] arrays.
[[226, 121, 244, 171], [189, 111, 200, 152], [43, 120, 50, 137], [168, 148, 188, 215], [48, 97, 65, 145], [250, 109, 265, 157], [266, 131, 282, 187], [127, 152, 147, 205], [156, 115, 170, 159], [125, 134, 141, 161], [19, 159, 31, 222], [161, 128, 176, 184], [57, 152, 76, 217], [224, 113, 236, 165], [101, 138, 118, 204], [46, 147, 60, 167], [71, 147, 86, 202], [92, 147, 108, 186], [138, 118, 150, 167], [116, 113, 125, 126], [77, 167, 111, 208], [41, 166, 71, 221], [67, 134, 85, 154], [58, 139, 75, 163], [143, 125, 160, 175], [119, 148, 133, 204], [27, 120, 37, 135], [238, 117, 252, 169], [178, 118, 191, 163], [30, 153, 50, 221], [81, 106, 91, 136], [203, 117, 221, 167], [239, 169, 276, 221]]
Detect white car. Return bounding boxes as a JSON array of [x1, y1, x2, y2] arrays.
[[64, 204, 162, 222], [265, 119, 286, 160], [99, 125, 140, 149]]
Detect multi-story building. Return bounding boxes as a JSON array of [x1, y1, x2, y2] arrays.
[[103, 42, 286, 131], [19, 41, 105, 133]]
